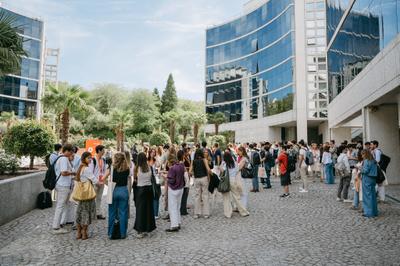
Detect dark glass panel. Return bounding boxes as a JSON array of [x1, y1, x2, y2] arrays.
[[262, 87, 293, 116], [0, 97, 36, 119], [0, 76, 38, 99], [206, 101, 242, 122]]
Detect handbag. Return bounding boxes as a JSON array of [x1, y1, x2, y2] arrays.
[[107, 167, 116, 205], [71, 167, 96, 201], [110, 219, 121, 240], [151, 166, 161, 199], [258, 166, 266, 177], [241, 162, 253, 179], [217, 166, 230, 193]]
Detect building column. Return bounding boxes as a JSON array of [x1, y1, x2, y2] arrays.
[[363, 104, 400, 184], [330, 127, 351, 144]]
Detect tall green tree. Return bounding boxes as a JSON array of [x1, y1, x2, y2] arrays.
[[110, 109, 132, 152], [88, 83, 126, 115], [42, 82, 91, 144], [0, 11, 27, 76], [208, 112, 227, 135], [152, 88, 162, 114], [178, 111, 193, 142], [192, 113, 207, 143], [160, 74, 178, 114]]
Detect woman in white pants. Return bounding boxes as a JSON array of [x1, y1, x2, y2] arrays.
[[166, 150, 186, 232], [237, 146, 250, 210]]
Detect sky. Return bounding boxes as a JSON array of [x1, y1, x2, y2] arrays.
[[1, 0, 247, 100]]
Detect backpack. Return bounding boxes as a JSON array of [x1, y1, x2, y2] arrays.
[[303, 148, 314, 166], [273, 149, 279, 160], [378, 152, 391, 172], [335, 161, 350, 177], [265, 151, 275, 168], [36, 191, 52, 209], [251, 151, 261, 165], [376, 166, 386, 184], [288, 153, 296, 173], [44, 154, 51, 168], [42, 156, 64, 190], [110, 219, 121, 240]]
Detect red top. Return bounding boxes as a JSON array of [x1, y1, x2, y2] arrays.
[[278, 152, 288, 175]]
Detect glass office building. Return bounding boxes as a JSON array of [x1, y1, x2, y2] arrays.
[[0, 7, 44, 119], [205, 0, 328, 142]]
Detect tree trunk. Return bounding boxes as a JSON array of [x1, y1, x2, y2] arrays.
[[170, 123, 175, 144], [61, 108, 70, 144], [193, 124, 199, 144], [183, 130, 187, 142], [215, 124, 219, 135], [29, 156, 35, 169], [120, 129, 125, 152]]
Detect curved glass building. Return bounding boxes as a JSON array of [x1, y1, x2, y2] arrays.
[[0, 6, 45, 119], [205, 0, 329, 143]]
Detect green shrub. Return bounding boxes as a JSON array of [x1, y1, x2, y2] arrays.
[[149, 132, 171, 146], [208, 135, 227, 150], [0, 150, 19, 174]]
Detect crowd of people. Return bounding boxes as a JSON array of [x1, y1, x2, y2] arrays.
[[47, 138, 390, 240]]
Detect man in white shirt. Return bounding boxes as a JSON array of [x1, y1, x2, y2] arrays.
[[371, 140, 385, 202], [336, 145, 351, 202], [89, 145, 107, 219], [52, 144, 75, 234]]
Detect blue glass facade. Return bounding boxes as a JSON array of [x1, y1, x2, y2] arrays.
[[0, 8, 43, 118], [327, 0, 400, 101], [205, 0, 295, 122]]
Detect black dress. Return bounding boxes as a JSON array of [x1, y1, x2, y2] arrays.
[[133, 170, 156, 234]]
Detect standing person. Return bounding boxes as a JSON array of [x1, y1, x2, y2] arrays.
[[277, 145, 290, 198], [212, 143, 222, 166], [351, 153, 363, 210], [360, 149, 378, 217], [133, 152, 156, 238], [371, 140, 386, 202], [336, 145, 352, 202], [311, 143, 321, 181], [298, 140, 309, 193], [220, 151, 249, 218], [49, 143, 62, 166], [261, 142, 273, 189], [148, 148, 161, 219], [237, 146, 250, 209], [322, 145, 335, 184], [249, 144, 261, 192], [180, 147, 191, 216], [166, 151, 185, 232], [52, 144, 75, 234], [106, 152, 130, 239], [124, 151, 134, 218], [189, 149, 212, 219], [74, 152, 96, 240], [89, 145, 107, 220]]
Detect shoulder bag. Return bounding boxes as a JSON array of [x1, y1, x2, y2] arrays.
[[217, 166, 230, 193], [71, 167, 96, 201], [107, 167, 116, 205]]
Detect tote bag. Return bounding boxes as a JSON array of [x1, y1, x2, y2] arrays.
[[107, 167, 116, 205]]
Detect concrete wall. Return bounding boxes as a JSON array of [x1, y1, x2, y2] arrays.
[[0, 172, 45, 226]]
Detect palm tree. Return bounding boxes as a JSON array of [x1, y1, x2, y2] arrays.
[[192, 113, 207, 144], [208, 112, 226, 135], [41, 82, 91, 144], [163, 111, 179, 144], [110, 109, 132, 152], [0, 111, 17, 130], [0, 11, 27, 76]]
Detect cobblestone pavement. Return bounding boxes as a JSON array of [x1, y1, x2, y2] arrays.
[[1, 177, 400, 266]]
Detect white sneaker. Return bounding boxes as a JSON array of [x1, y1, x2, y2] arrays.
[[52, 228, 69, 235], [300, 190, 308, 193], [299, 188, 305, 192], [343, 199, 353, 203], [193, 215, 199, 219], [336, 197, 342, 202]]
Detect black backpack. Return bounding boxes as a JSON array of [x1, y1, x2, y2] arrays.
[[273, 149, 279, 160], [42, 156, 64, 190], [379, 152, 391, 172], [288, 154, 296, 173], [252, 151, 261, 165], [37, 191, 52, 209]]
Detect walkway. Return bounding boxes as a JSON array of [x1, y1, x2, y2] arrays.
[[1, 179, 400, 265]]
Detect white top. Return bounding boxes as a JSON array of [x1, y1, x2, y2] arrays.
[[337, 153, 350, 173], [72, 154, 81, 171], [55, 156, 73, 187], [49, 152, 59, 166], [137, 167, 152, 187], [373, 149, 382, 163], [88, 157, 107, 183], [322, 152, 332, 165], [299, 148, 307, 167], [78, 166, 96, 184], [221, 161, 239, 183]]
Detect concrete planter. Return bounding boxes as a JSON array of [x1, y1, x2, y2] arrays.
[[0, 171, 45, 226]]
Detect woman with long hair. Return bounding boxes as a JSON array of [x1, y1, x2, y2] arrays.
[[148, 148, 161, 219], [189, 148, 212, 218], [360, 149, 378, 217], [220, 151, 249, 218], [180, 147, 191, 216], [75, 151, 96, 240], [237, 146, 250, 209], [124, 151, 134, 218], [322, 145, 335, 184], [134, 152, 156, 238], [106, 152, 130, 239]]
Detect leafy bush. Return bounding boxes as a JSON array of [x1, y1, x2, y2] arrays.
[[0, 150, 19, 174], [3, 120, 55, 168], [208, 135, 227, 150], [149, 132, 171, 146]]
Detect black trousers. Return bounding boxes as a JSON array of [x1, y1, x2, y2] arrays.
[[180, 187, 189, 215]]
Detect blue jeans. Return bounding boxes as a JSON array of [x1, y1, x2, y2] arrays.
[[252, 165, 260, 191], [362, 175, 378, 217], [108, 186, 129, 238], [353, 190, 360, 208], [263, 164, 272, 188], [153, 198, 159, 217], [324, 163, 335, 184]]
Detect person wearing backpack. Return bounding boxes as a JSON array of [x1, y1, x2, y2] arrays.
[[336, 145, 352, 203], [249, 143, 261, 192], [48, 143, 62, 167], [261, 142, 273, 189], [371, 140, 388, 202], [52, 144, 76, 234], [277, 145, 291, 198], [89, 145, 107, 220], [298, 140, 309, 193]]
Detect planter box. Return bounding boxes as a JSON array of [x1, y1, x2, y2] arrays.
[[0, 171, 45, 226]]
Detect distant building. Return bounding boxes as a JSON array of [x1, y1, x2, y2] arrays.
[[0, 6, 45, 119], [204, 0, 329, 143]]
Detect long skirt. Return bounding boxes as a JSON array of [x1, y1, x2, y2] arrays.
[[134, 185, 156, 233], [76, 199, 96, 225], [362, 175, 378, 217]]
